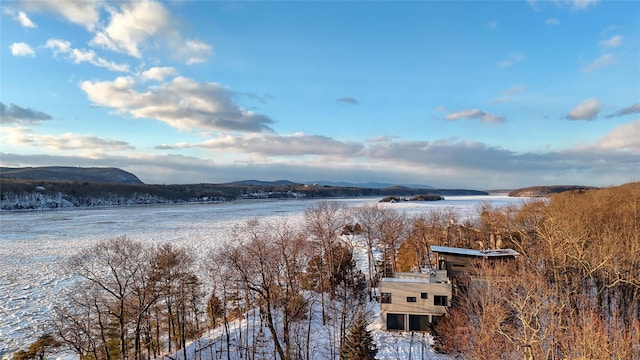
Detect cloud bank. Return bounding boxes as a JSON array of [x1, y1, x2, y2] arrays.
[[81, 76, 275, 133], [446, 109, 505, 123]]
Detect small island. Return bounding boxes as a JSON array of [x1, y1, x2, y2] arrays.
[[379, 194, 444, 203]]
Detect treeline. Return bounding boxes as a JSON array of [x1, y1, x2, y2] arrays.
[[508, 184, 598, 197], [1, 178, 488, 211], [17, 182, 639, 359], [433, 182, 640, 359]]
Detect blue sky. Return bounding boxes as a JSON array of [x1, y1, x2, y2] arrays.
[[1, 0, 638, 189]]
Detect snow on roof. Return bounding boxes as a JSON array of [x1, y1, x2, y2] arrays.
[[430, 245, 520, 258]]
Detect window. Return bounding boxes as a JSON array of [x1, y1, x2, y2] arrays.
[[406, 296, 416, 302], [387, 313, 405, 331], [409, 315, 430, 331], [381, 292, 392, 304], [434, 295, 448, 306], [420, 292, 428, 299]]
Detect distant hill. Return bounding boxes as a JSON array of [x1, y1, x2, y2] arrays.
[[310, 180, 434, 189], [509, 185, 598, 197], [0, 166, 143, 184], [225, 180, 300, 186]]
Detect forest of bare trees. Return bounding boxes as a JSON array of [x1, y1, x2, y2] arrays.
[[433, 182, 640, 359], [19, 182, 639, 359]]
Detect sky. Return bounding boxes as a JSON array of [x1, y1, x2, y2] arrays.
[[1, 0, 639, 189]]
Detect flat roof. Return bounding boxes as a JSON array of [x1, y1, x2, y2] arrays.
[[431, 245, 520, 258]]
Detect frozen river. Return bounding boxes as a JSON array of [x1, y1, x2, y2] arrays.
[[0, 195, 525, 358]]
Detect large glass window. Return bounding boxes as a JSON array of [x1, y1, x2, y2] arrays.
[[387, 313, 405, 331], [434, 295, 448, 306], [409, 315, 430, 331], [381, 292, 392, 304]]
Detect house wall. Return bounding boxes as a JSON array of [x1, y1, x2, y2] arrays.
[[380, 279, 452, 330], [438, 253, 483, 277]]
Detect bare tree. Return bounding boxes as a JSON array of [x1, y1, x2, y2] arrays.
[[54, 238, 204, 360], [352, 204, 385, 299], [377, 208, 407, 274], [304, 201, 349, 323], [212, 219, 314, 360], [151, 243, 202, 359], [66, 236, 148, 360]]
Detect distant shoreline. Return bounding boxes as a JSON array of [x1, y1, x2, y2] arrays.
[[0, 193, 513, 213]]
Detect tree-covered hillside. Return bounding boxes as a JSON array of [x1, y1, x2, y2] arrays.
[[0, 178, 487, 210]]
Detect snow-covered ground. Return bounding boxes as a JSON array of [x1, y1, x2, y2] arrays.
[[0, 196, 524, 359], [169, 296, 450, 360]]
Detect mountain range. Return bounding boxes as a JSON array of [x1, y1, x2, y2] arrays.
[[0, 167, 435, 189]]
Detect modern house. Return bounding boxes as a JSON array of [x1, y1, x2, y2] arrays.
[[380, 245, 520, 332], [380, 269, 452, 331], [431, 246, 520, 277]]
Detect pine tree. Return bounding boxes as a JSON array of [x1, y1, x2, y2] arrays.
[[340, 311, 378, 360]]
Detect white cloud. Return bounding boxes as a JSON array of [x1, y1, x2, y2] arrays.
[[1, 127, 134, 153], [497, 52, 525, 67], [566, 98, 600, 120], [10, 42, 35, 57], [581, 53, 617, 72], [16, 10, 36, 28], [529, 0, 600, 12], [492, 85, 528, 103], [3, 8, 37, 28], [564, 0, 600, 10], [22, 0, 99, 31], [81, 76, 274, 133], [546, 18, 559, 25], [445, 109, 505, 123], [140, 67, 177, 82], [594, 120, 640, 154], [91, 0, 171, 58], [599, 35, 622, 48], [182, 40, 213, 65], [90, 0, 212, 64], [158, 133, 364, 157], [45, 39, 130, 72]]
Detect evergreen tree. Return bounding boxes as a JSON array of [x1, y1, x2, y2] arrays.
[[340, 311, 378, 360]]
